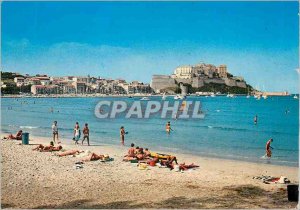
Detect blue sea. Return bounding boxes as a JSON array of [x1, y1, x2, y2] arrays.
[[1, 96, 299, 166]]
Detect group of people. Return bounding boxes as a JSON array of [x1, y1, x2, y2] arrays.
[[123, 143, 199, 171], [51, 121, 90, 146], [119, 121, 173, 146], [31, 141, 111, 162], [125, 143, 151, 160]]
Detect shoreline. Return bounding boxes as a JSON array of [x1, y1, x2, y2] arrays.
[[1, 134, 298, 208], [2, 131, 298, 168]]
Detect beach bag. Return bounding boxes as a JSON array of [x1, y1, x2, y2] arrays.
[[149, 160, 156, 167]]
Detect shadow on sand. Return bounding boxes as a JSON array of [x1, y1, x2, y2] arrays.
[[3, 185, 294, 209]]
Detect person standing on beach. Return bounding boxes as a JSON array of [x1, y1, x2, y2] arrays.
[[265, 138, 273, 158], [52, 121, 59, 143], [73, 122, 81, 145], [120, 126, 126, 145], [254, 115, 258, 125], [82, 123, 90, 146]]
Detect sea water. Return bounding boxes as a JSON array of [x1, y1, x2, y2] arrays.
[[1, 96, 298, 166]]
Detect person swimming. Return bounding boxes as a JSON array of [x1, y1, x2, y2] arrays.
[[254, 115, 258, 125]]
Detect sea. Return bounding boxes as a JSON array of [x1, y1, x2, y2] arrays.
[[1, 95, 299, 167]]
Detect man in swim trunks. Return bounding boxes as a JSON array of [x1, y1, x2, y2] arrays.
[[52, 121, 59, 143], [82, 123, 90, 146], [120, 126, 125, 145], [266, 138, 273, 158]]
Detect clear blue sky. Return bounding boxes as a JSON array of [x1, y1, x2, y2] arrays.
[[2, 1, 299, 92]]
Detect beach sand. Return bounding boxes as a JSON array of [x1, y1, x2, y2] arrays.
[[1, 134, 298, 209]]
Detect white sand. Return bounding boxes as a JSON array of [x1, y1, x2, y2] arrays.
[[1, 134, 298, 208]]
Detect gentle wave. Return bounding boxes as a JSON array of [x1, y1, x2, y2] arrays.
[[19, 126, 39, 129]]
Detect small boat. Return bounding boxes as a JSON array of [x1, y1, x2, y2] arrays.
[[162, 93, 167, 100], [293, 95, 298, 99], [140, 97, 150, 101], [262, 95, 267, 99], [227, 94, 235, 98], [210, 93, 216, 97], [246, 95, 250, 98], [174, 95, 185, 100]]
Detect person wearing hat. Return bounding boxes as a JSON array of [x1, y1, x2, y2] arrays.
[[265, 138, 273, 158]]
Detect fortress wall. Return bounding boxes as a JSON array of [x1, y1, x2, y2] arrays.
[[151, 75, 177, 93]]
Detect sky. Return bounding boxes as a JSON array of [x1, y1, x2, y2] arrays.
[[1, 1, 299, 92]]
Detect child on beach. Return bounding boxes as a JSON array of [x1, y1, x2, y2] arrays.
[[82, 123, 90, 146]]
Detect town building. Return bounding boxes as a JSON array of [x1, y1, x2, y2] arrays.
[[14, 77, 25, 87], [31, 85, 59, 95]]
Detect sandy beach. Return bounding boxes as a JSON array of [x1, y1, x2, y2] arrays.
[[1, 134, 298, 209]]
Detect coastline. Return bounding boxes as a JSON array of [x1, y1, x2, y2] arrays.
[[1, 133, 298, 208], [1, 93, 294, 98]]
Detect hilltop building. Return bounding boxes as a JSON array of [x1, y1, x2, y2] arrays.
[[151, 62, 246, 93]]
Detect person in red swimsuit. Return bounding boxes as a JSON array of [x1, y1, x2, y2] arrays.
[[265, 138, 273, 158]]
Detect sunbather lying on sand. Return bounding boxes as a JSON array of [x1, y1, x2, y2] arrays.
[[32, 144, 62, 152], [58, 149, 82, 157], [179, 163, 199, 171], [3, 130, 23, 140], [159, 156, 179, 169], [81, 153, 105, 162]]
